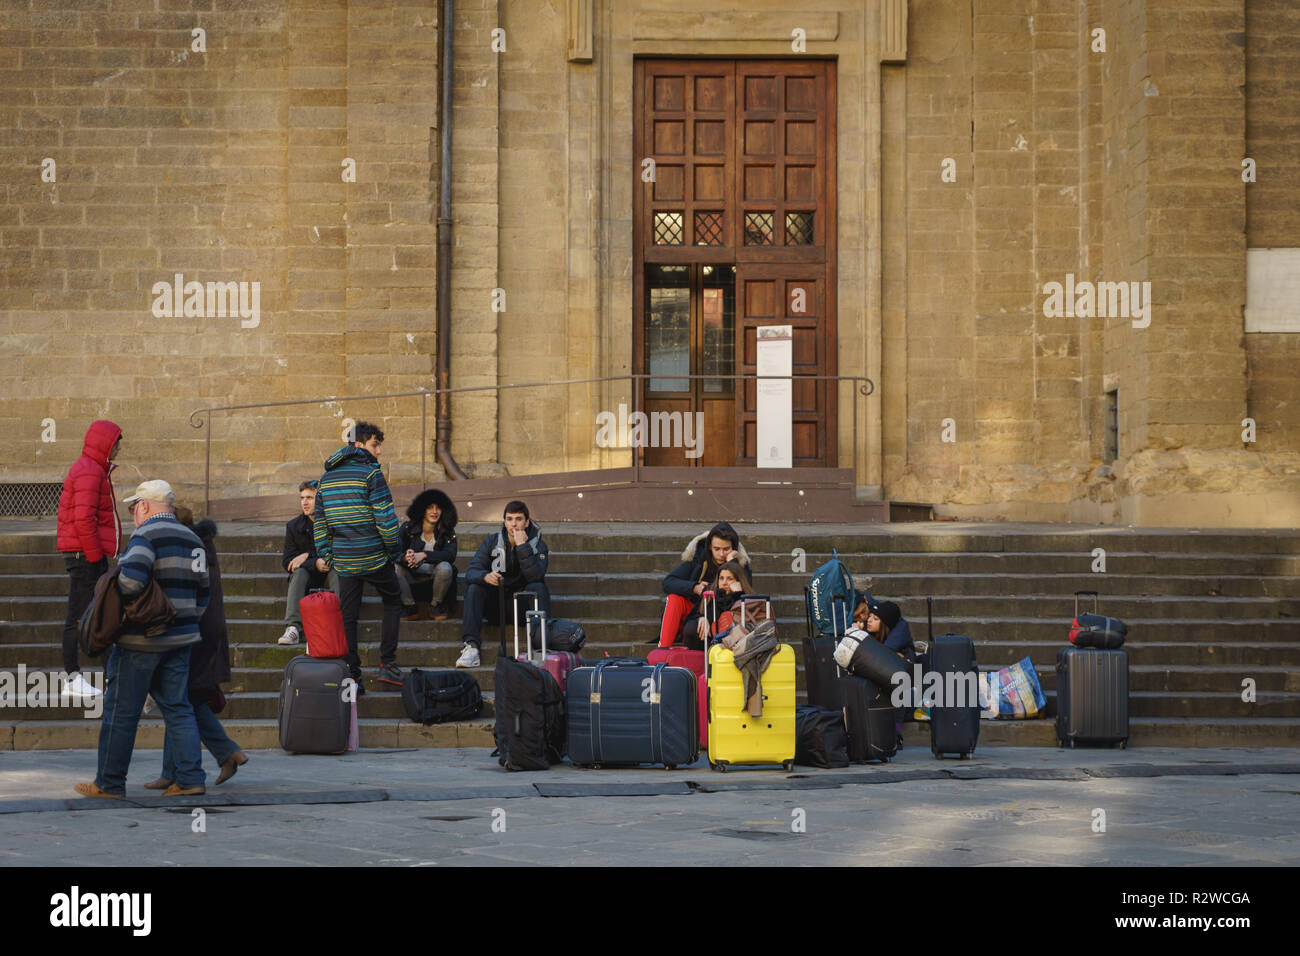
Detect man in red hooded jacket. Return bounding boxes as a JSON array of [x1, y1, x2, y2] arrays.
[[55, 420, 123, 698]]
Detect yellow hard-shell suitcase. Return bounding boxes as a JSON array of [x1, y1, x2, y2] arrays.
[[706, 597, 796, 771]]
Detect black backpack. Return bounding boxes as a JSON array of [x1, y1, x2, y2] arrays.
[[493, 656, 566, 771], [400, 669, 483, 725]]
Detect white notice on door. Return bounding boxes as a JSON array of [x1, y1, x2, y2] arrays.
[[755, 325, 793, 468]]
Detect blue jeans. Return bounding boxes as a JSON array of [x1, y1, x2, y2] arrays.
[[95, 645, 204, 794], [161, 699, 239, 781]]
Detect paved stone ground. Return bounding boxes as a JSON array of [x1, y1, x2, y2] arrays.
[[1, 746, 1296, 866]]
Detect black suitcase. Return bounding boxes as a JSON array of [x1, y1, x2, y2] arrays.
[[802, 588, 846, 708], [1056, 647, 1129, 748], [796, 705, 850, 768], [566, 658, 699, 768], [401, 668, 483, 725], [840, 674, 898, 763], [279, 655, 353, 754], [493, 655, 566, 771], [926, 599, 980, 759]]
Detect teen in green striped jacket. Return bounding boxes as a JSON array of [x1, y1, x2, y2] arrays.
[[312, 423, 405, 691]]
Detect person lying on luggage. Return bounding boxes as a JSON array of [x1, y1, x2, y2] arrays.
[[660, 521, 752, 650], [456, 500, 550, 669], [856, 598, 912, 658]]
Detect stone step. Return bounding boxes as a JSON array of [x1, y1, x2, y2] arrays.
[[13, 549, 1300, 578], [6, 591, 1295, 623], [7, 686, 1292, 722], [4, 715, 1297, 752], [207, 663, 1297, 695], [6, 611, 1296, 648], [13, 569, 1297, 600], [9, 527, 1300, 556], [6, 642, 1300, 684], [8, 659, 1296, 701]]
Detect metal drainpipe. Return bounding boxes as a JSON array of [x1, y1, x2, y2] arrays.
[[436, 0, 468, 480]]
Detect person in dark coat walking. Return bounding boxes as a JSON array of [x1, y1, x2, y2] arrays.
[[147, 508, 248, 788]]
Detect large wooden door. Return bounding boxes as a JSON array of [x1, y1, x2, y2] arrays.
[[634, 59, 836, 467]]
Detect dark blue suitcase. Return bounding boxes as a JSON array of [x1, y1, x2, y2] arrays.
[[566, 658, 699, 768], [926, 599, 980, 759]]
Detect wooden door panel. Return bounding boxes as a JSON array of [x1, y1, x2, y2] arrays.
[[636, 58, 836, 468]]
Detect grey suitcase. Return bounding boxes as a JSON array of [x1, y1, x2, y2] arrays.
[[279, 655, 353, 754], [1055, 647, 1128, 748]]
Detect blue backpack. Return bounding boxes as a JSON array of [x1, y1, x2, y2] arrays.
[[805, 550, 854, 637]]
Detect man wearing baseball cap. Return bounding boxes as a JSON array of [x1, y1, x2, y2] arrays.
[[75, 480, 210, 799]]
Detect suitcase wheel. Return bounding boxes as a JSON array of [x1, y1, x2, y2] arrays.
[[714, 761, 729, 773], [665, 764, 676, 771], [1119, 740, 1128, 750], [782, 760, 794, 772]]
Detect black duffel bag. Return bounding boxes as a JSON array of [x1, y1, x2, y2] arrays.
[[795, 706, 850, 768], [541, 618, 587, 653], [401, 668, 483, 725], [1069, 612, 1127, 649]]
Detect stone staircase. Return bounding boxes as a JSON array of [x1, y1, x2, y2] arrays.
[[2, 522, 1298, 751]]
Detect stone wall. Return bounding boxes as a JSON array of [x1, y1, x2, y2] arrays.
[[1, 0, 442, 504], [1244, 0, 1300, 453], [2, 0, 1296, 526]]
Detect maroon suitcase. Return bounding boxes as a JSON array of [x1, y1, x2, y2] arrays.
[[516, 605, 579, 693]]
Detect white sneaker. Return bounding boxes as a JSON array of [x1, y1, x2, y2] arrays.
[[61, 672, 102, 699], [278, 625, 301, 645], [455, 643, 480, 668]]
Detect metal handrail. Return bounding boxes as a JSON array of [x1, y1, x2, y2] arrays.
[[189, 373, 875, 513]]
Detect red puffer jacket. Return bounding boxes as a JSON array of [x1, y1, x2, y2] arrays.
[[55, 420, 123, 563]]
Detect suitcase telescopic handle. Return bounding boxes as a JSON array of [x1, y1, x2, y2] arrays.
[[1074, 590, 1099, 617], [513, 591, 540, 658], [830, 593, 848, 637], [701, 589, 717, 681], [525, 609, 548, 659]]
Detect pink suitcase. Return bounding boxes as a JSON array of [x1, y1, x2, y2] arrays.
[[514, 597, 578, 693], [648, 589, 724, 746]]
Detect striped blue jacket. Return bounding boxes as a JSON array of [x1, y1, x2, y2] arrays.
[[117, 513, 210, 651], [312, 445, 401, 575]]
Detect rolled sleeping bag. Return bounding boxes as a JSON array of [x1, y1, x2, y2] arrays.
[[834, 630, 909, 689]]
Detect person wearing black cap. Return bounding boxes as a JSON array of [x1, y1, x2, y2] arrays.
[[852, 596, 915, 658]]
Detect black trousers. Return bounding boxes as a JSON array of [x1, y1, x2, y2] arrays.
[[337, 563, 403, 679], [62, 554, 106, 674], [461, 579, 551, 649]]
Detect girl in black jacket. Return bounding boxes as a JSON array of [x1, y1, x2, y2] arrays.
[[397, 488, 459, 620]]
